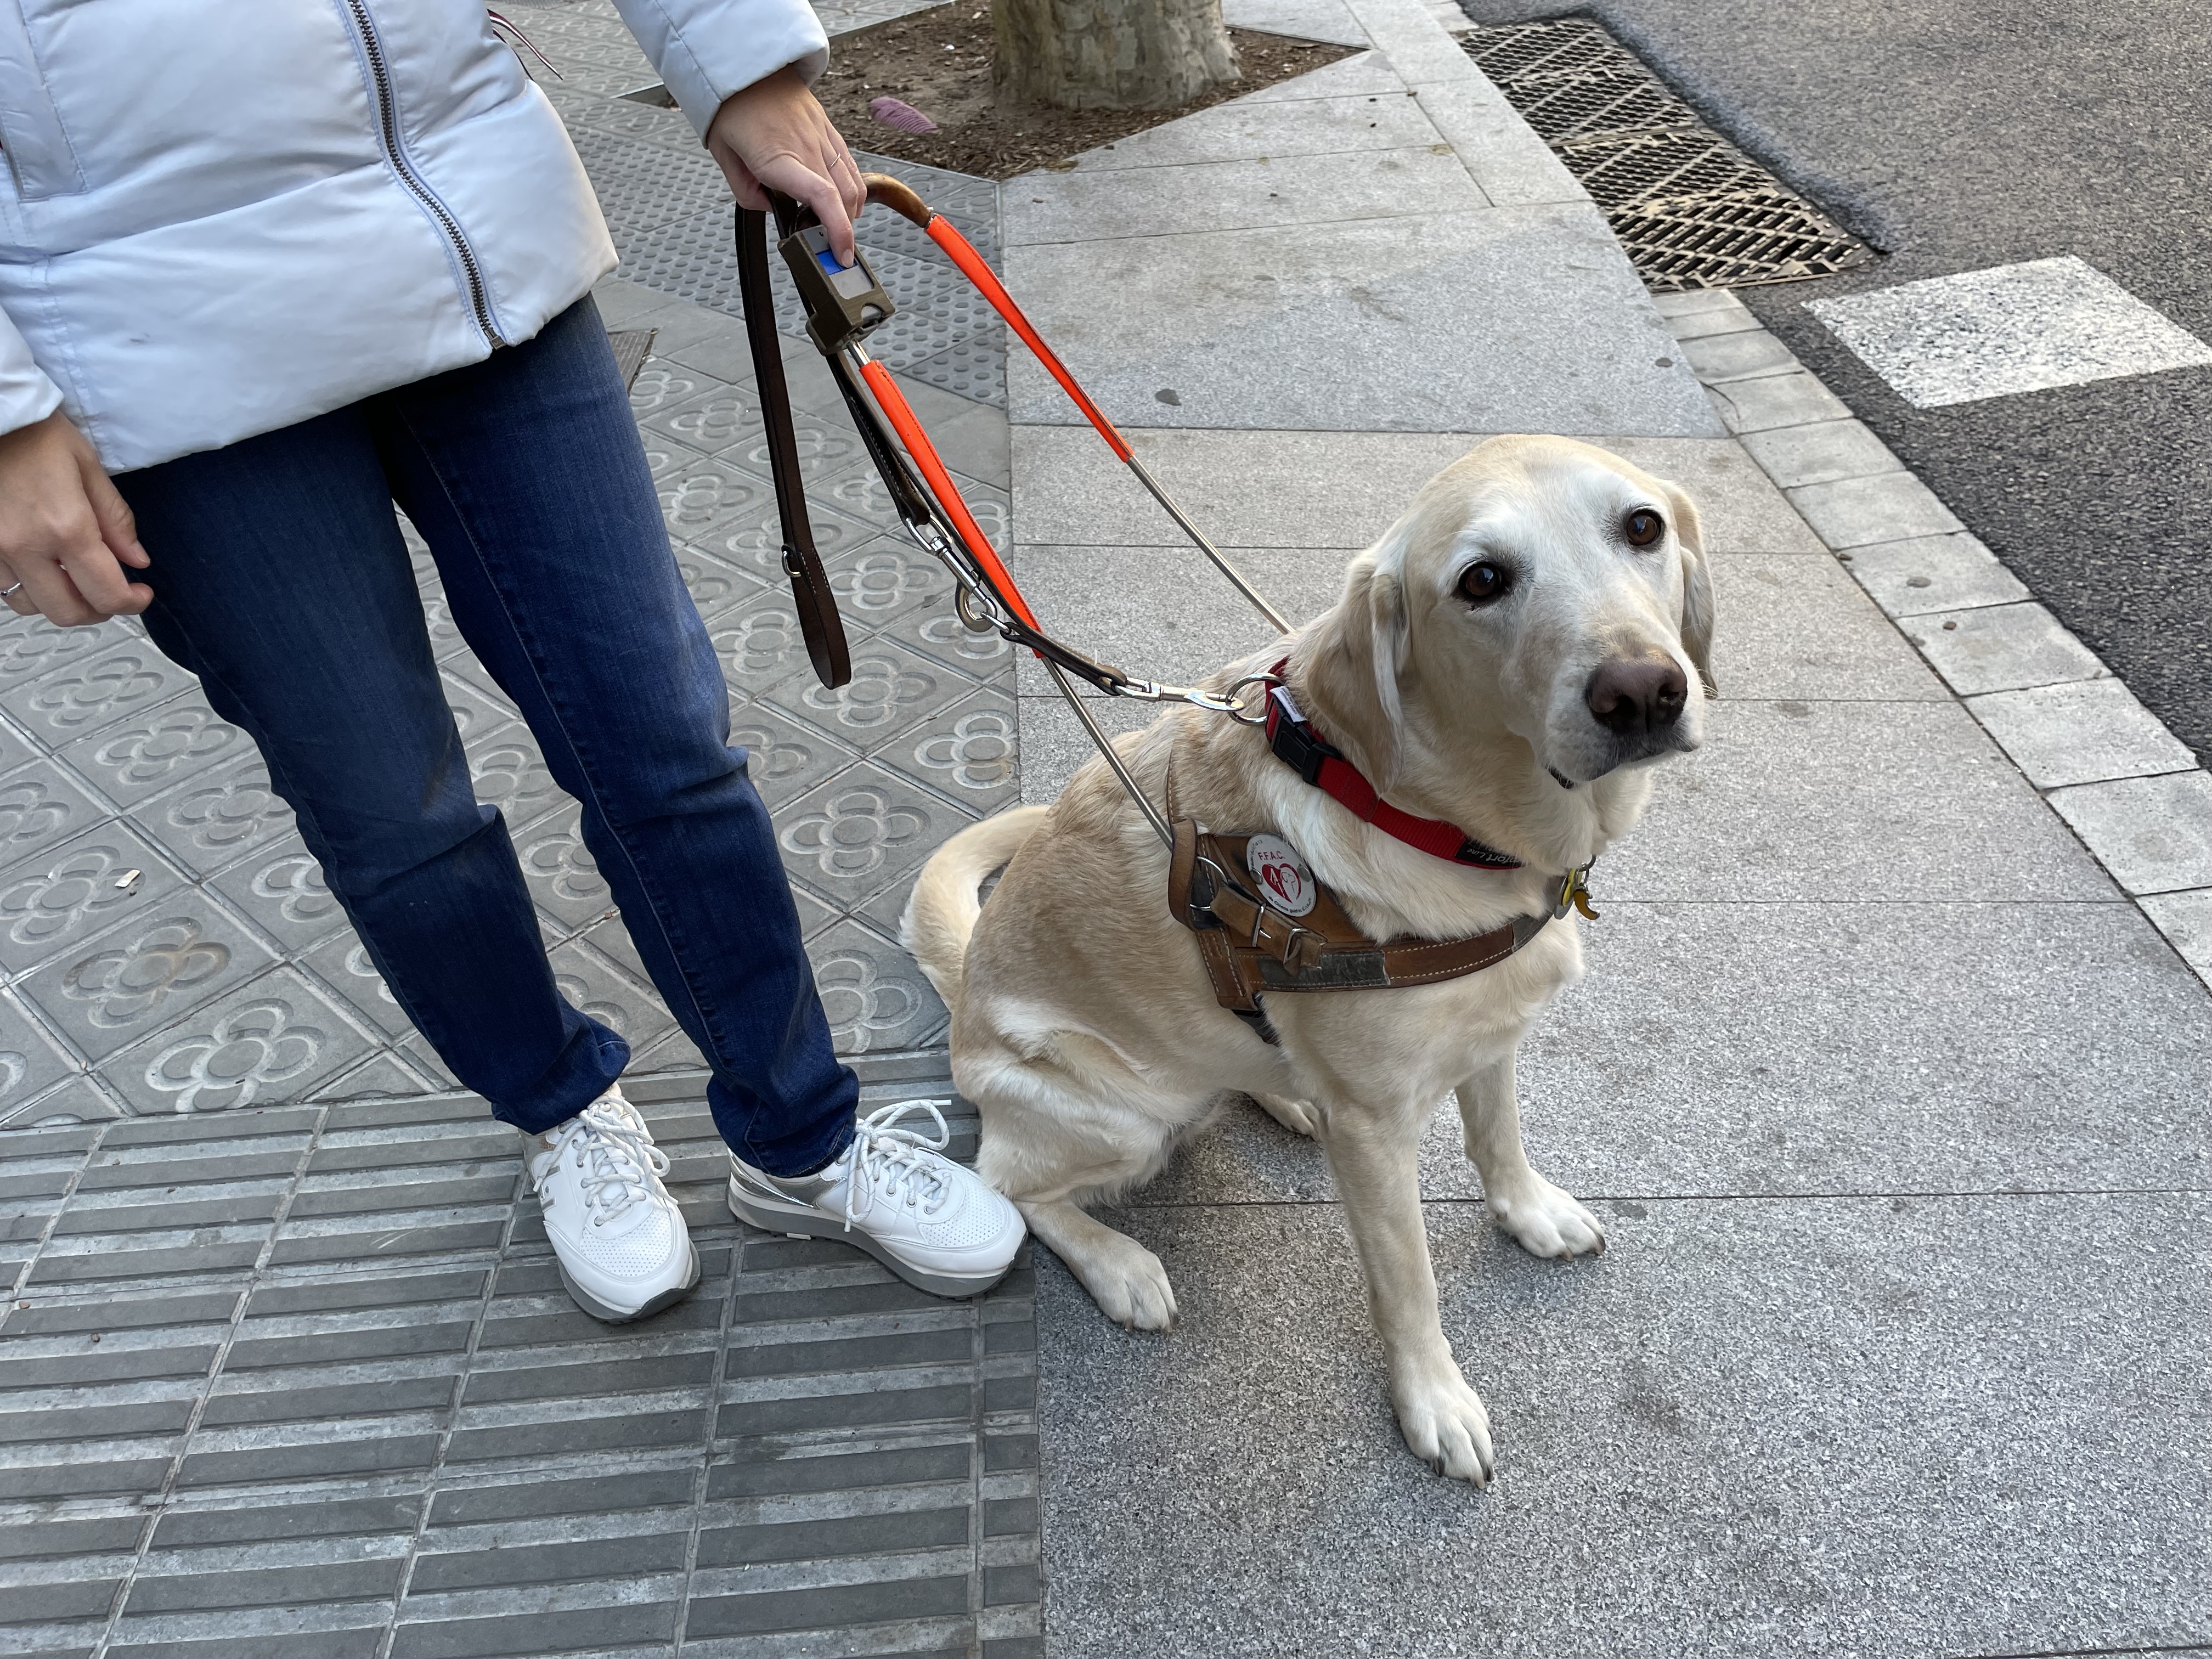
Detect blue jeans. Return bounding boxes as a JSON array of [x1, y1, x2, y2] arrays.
[[114, 297, 858, 1176]]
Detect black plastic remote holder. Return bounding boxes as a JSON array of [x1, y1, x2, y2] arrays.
[[777, 222, 896, 354]]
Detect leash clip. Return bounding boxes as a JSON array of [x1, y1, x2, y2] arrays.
[[1120, 679, 1252, 716]]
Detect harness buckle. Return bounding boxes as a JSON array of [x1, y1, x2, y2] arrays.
[[1267, 693, 1338, 787]]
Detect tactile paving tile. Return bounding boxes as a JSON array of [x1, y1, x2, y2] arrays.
[[568, 124, 731, 242], [0, 1080, 1041, 1659], [857, 201, 1003, 273], [598, 131, 1010, 408], [0, 0, 1016, 1154], [901, 328, 1013, 402]]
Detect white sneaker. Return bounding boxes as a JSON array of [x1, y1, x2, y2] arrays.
[[526, 1085, 700, 1322], [727, 1099, 1024, 1299]]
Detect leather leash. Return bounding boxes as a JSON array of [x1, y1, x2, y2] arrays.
[[736, 204, 851, 689]]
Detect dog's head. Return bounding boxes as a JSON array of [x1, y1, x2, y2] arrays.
[[1300, 435, 1713, 809]]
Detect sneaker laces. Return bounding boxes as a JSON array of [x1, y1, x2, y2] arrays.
[[838, 1099, 953, 1233], [560, 1101, 669, 1227]]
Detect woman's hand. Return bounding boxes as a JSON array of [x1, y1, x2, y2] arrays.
[[706, 65, 868, 264], [0, 411, 151, 627]]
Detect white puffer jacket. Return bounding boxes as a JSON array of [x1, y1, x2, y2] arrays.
[[0, 0, 825, 473]]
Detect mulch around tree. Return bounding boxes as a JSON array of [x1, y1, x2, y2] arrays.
[[815, 5, 1355, 180]]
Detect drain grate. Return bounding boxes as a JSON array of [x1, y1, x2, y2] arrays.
[[1464, 16, 1871, 291]]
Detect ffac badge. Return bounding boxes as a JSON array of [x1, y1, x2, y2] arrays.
[[1245, 833, 1318, 918]]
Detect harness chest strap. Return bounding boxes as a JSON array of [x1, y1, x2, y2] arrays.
[[1167, 820, 1568, 1016]]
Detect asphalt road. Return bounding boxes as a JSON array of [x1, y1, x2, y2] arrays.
[[1459, 0, 2212, 760]]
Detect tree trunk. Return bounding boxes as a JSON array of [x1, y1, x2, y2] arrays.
[[994, 0, 1240, 111]]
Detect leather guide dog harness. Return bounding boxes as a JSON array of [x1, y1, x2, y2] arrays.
[[1167, 684, 1598, 1037], [1170, 823, 1588, 1016], [737, 178, 1599, 1042]]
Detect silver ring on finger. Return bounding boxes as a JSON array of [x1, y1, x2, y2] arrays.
[[0, 582, 21, 599]]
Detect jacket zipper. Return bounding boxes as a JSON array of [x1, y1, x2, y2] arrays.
[[339, 0, 506, 346]]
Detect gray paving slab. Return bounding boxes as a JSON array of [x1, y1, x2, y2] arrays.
[[0, 995, 77, 1132], [1243, 50, 1410, 103], [1703, 555, 1945, 701], [1410, 78, 1587, 206], [0, 631, 198, 751], [2138, 890, 2212, 994], [1908, 600, 2107, 696], [1066, 89, 1445, 171], [1967, 678, 2198, 789], [1734, 417, 1903, 489], [1012, 427, 1824, 556], [1014, 695, 1161, 807], [1786, 470, 1966, 549], [1012, 426, 1468, 550], [1681, 324, 1802, 382], [54, 695, 251, 810], [774, 759, 977, 913], [0, 821, 187, 974], [1004, 146, 1488, 247], [1138, 895, 2212, 1207], [2047, 769, 2212, 896], [1222, 0, 1368, 45], [135, 755, 297, 880], [1702, 368, 1854, 435], [1839, 531, 2031, 618], [0, 716, 30, 777], [201, 835, 348, 955], [0, 757, 111, 869], [1035, 1195, 2212, 1659], [14, 902, 278, 1065], [1003, 206, 1717, 437], [1006, 544, 1349, 698], [1606, 700, 2118, 901]]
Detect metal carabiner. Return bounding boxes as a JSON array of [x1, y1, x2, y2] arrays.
[[1221, 671, 1284, 725]]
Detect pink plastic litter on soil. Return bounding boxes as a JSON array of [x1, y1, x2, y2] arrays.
[[869, 95, 940, 135]]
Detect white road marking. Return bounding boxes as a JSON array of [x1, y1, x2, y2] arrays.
[[1805, 256, 2212, 408]]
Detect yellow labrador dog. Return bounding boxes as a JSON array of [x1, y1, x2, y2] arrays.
[[904, 436, 1713, 1483]]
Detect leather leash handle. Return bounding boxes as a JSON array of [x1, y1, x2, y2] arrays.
[[735, 202, 851, 690]]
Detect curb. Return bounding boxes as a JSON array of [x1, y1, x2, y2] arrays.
[[1660, 286, 2212, 991]]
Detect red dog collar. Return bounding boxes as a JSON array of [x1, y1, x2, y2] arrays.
[[1261, 662, 1522, 871]]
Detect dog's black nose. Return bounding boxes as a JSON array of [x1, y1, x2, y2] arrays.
[[1585, 653, 1688, 736]]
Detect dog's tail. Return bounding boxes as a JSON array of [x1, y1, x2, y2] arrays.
[[901, 805, 1048, 1013]]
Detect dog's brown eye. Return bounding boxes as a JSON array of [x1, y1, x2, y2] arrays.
[[1623, 508, 1666, 548], [1458, 561, 1509, 605]]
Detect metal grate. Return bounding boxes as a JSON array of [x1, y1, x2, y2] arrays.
[[1464, 16, 1871, 291], [606, 325, 656, 389]]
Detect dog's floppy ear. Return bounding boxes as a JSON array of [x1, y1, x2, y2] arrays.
[[1302, 539, 1411, 787], [1666, 482, 1717, 698]]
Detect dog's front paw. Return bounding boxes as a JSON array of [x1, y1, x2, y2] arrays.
[[1392, 1362, 1495, 1485], [1487, 1174, 1606, 1259], [1076, 1235, 1179, 1332], [1251, 1092, 1321, 1138]]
